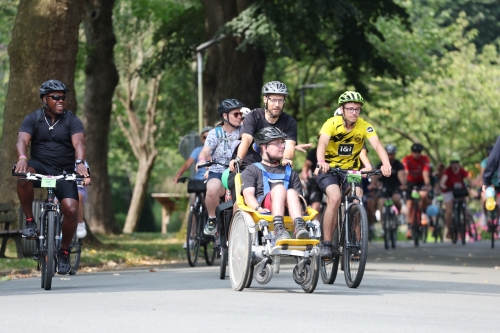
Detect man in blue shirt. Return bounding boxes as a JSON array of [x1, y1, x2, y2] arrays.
[[173, 127, 212, 183]]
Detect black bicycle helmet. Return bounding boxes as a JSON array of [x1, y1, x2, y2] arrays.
[[385, 144, 397, 154], [200, 126, 213, 136], [411, 143, 424, 153], [217, 98, 245, 117], [254, 126, 288, 146], [39, 79, 69, 99]]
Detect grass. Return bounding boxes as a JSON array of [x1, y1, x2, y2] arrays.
[[0, 232, 186, 275]]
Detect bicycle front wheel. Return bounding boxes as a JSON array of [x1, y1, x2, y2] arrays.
[[43, 211, 56, 290], [203, 237, 216, 266], [321, 223, 340, 284], [186, 210, 201, 267], [69, 233, 82, 275], [344, 203, 368, 288]]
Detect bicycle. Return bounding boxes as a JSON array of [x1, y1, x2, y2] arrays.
[[12, 168, 83, 290], [320, 167, 383, 288], [380, 188, 398, 250], [431, 194, 445, 242], [449, 188, 469, 245], [485, 192, 500, 248], [408, 186, 424, 247]]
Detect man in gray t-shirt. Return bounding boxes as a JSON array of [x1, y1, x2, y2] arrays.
[[241, 127, 309, 240]]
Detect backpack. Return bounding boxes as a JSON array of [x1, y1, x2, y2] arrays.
[[254, 162, 292, 203], [33, 108, 74, 136]]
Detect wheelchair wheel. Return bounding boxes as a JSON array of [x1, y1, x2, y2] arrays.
[[321, 226, 340, 284], [344, 203, 368, 289], [254, 263, 273, 285], [228, 211, 252, 291], [302, 252, 320, 293]]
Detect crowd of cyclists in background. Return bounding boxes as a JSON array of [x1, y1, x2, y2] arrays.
[[174, 80, 500, 254]]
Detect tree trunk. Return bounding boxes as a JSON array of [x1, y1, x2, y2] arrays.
[[81, 0, 120, 234], [0, 0, 83, 204], [200, 0, 266, 126], [122, 153, 157, 233]]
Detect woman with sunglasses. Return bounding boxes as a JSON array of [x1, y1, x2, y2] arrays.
[[197, 98, 245, 236], [173, 126, 213, 184]]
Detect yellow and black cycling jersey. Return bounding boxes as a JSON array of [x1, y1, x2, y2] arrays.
[[319, 116, 377, 170]]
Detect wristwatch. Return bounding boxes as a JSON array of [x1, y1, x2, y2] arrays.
[[235, 156, 243, 165], [75, 159, 83, 165]]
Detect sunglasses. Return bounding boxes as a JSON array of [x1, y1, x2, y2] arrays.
[[231, 112, 243, 118], [47, 95, 67, 101]]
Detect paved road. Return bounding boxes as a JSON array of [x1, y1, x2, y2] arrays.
[[1, 241, 500, 332]]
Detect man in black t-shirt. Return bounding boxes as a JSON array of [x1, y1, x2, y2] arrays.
[[374, 144, 406, 213], [15, 80, 89, 275], [241, 127, 309, 240], [229, 81, 298, 171]]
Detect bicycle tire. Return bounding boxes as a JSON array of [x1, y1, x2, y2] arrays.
[[344, 203, 368, 288], [390, 213, 397, 249], [383, 208, 390, 250], [459, 204, 466, 245], [204, 239, 216, 266], [491, 220, 496, 249], [219, 248, 228, 280], [186, 210, 201, 267], [321, 224, 340, 284], [244, 264, 254, 288], [44, 211, 56, 290], [412, 206, 420, 247], [451, 212, 458, 244], [69, 234, 82, 275]]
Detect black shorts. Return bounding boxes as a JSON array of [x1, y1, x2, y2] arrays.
[[27, 159, 79, 201], [316, 170, 349, 194], [307, 178, 322, 204], [405, 181, 425, 199], [380, 186, 401, 199]]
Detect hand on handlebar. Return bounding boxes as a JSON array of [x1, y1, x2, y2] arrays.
[[15, 160, 28, 174], [380, 164, 392, 177], [76, 163, 89, 177]]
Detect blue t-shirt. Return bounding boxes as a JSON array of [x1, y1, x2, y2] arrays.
[[190, 146, 206, 180]]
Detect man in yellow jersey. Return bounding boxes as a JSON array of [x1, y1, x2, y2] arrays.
[[316, 91, 392, 259]]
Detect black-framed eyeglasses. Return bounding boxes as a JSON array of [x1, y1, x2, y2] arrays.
[[266, 97, 285, 105], [48, 95, 67, 101], [344, 107, 361, 113], [267, 140, 286, 147]]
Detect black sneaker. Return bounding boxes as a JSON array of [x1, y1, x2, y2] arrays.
[[57, 248, 71, 275], [274, 223, 291, 241], [22, 219, 38, 238], [294, 217, 309, 239], [320, 243, 333, 260], [204, 217, 217, 236]]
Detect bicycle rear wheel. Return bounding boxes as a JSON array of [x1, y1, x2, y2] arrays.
[[383, 208, 390, 250], [203, 237, 216, 266], [344, 203, 368, 288], [389, 213, 397, 249], [219, 248, 228, 279], [459, 205, 466, 245], [412, 207, 421, 247], [69, 233, 82, 275], [43, 211, 56, 290], [186, 210, 201, 267]]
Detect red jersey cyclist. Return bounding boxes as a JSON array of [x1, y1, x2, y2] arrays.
[[401, 143, 431, 238]]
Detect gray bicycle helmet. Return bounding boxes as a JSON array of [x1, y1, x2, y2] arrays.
[[200, 126, 213, 136], [39, 79, 69, 99], [217, 98, 245, 117], [385, 144, 397, 154], [262, 81, 289, 96], [254, 126, 288, 146], [240, 107, 252, 118]]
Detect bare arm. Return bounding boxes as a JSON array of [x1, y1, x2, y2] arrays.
[[360, 148, 372, 169], [230, 133, 253, 171], [72, 133, 89, 177], [173, 157, 195, 183], [368, 136, 391, 177], [15, 132, 32, 173], [316, 134, 330, 174], [242, 187, 270, 213]]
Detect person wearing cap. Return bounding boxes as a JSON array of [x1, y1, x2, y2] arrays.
[[241, 127, 309, 240], [401, 143, 432, 238], [440, 153, 470, 238], [316, 91, 391, 259], [173, 126, 212, 184], [15, 79, 89, 275]]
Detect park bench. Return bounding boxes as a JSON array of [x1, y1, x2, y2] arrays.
[[0, 202, 24, 259]]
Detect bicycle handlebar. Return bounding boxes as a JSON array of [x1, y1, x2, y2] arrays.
[[12, 169, 86, 181], [197, 160, 229, 168], [327, 167, 386, 177]]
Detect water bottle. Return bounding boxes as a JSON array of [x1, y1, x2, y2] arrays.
[[485, 187, 496, 211]]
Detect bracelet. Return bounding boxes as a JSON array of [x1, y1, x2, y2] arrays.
[[254, 205, 261, 211], [318, 160, 325, 163], [198, 158, 206, 162], [365, 164, 372, 168], [18, 155, 27, 160]]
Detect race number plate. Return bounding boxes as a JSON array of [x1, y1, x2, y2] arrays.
[[41, 176, 56, 188], [347, 170, 362, 183], [337, 143, 354, 156]]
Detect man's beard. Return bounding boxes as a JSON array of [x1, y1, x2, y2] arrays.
[[267, 107, 283, 118]]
